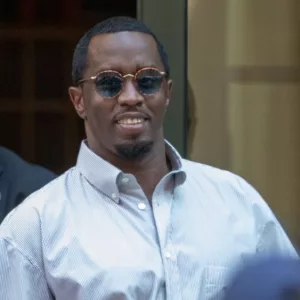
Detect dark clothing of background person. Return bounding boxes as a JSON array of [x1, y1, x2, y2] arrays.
[[0, 146, 56, 223], [224, 255, 300, 300]]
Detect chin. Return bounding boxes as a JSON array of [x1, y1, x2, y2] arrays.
[[114, 139, 154, 161], [119, 133, 150, 144]]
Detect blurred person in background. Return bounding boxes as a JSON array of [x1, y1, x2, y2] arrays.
[[224, 255, 300, 300], [0, 16, 297, 300], [0, 146, 56, 223]]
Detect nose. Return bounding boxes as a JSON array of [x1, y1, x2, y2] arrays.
[[117, 78, 144, 107]]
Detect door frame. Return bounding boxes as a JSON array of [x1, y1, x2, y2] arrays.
[[137, 0, 188, 157]]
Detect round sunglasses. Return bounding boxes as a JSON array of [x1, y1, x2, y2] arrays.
[[77, 67, 167, 98]]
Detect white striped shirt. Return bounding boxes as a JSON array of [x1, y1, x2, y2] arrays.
[[0, 141, 297, 299]]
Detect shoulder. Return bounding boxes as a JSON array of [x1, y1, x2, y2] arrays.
[[181, 159, 287, 229], [0, 168, 75, 254], [182, 159, 250, 194], [9, 167, 76, 215], [2, 166, 78, 219], [181, 158, 272, 215], [0, 188, 46, 267]]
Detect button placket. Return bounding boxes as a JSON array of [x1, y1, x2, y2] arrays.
[[165, 251, 172, 259], [138, 202, 146, 210], [111, 192, 119, 203]]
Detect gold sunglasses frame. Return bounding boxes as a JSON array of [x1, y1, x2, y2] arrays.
[[77, 67, 167, 98]]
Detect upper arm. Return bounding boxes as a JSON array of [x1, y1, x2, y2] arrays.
[[0, 199, 54, 299], [0, 237, 53, 300], [238, 176, 298, 256], [256, 216, 298, 256]]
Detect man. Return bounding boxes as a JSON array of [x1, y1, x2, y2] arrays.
[[0, 16, 297, 299], [0, 146, 56, 223]]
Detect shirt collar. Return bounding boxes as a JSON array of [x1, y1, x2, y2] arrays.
[[164, 140, 187, 184], [76, 140, 186, 204]]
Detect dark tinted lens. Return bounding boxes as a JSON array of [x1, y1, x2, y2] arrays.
[[95, 72, 122, 97], [136, 69, 164, 95]]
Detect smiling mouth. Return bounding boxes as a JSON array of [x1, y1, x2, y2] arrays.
[[117, 118, 146, 125], [115, 118, 148, 136]]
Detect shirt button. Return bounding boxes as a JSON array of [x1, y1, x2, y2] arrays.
[[165, 251, 172, 259], [138, 203, 146, 210], [111, 193, 118, 200], [122, 177, 129, 184]]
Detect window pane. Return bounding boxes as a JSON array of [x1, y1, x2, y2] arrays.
[[35, 113, 64, 172], [34, 41, 64, 101], [0, 41, 23, 100], [0, 113, 21, 154]]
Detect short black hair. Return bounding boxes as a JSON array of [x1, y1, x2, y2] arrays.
[[72, 16, 170, 85]]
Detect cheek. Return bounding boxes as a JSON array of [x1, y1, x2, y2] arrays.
[[148, 99, 167, 128], [86, 93, 112, 115], [86, 100, 113, 128], [153, 92, 168, 114]]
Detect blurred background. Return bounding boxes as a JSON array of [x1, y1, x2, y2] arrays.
[[0, 0, 299, 246], [188, 0, 300, 248]]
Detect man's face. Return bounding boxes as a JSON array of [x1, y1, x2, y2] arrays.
[[69, 31, 172, 160]]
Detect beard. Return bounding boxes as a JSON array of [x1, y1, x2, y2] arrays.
[[115, 140, 153, 161]]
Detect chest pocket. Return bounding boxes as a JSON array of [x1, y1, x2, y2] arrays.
[[203, 266, 231, 300]]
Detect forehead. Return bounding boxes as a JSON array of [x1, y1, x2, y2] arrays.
[[87, 31, 163, 73]]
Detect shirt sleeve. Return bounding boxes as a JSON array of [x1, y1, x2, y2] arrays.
[[256, 216, 298, 256], [239, 177, 298, 257], [0, 237, 54, 300]]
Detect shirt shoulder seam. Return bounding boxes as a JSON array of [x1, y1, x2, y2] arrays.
[[2, 236, 43, 273]]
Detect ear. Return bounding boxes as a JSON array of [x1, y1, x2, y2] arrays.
[[165, 79, 173, 108], [68, 86, 86, 120]]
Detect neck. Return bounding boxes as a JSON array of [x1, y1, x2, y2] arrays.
[[118, 141, 170, 200], [116, 141, 167, 172], [94, 139, 171, 201]]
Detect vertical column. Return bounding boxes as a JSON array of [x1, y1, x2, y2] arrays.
[[21, 41, 35, 162], [188, 0, 229, 169], [227, 0, 300, 243], [138, 0, 188, 156]]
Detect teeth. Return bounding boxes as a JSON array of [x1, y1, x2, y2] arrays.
[[118, 118, 144, 125]]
